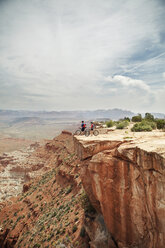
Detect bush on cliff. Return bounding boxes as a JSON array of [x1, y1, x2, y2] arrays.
[[132, 114, 142, 122], [131, 121, 154, 132], [124, 117, 131, 122], [118, 117, 130, 122], [144, 113, 155, 122], [80, 191, 96, 214], [148, 121, 156, 129], [106, 120, 114, 128], [155, 119, 165, 129], [116, 120, 129, 129]]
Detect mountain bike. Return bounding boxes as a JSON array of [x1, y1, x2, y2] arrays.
[[74, 128, 99, 136], [74, 129, 88, 136], [86, 129, 99, 136]]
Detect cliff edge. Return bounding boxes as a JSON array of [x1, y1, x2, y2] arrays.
[[0, 130, 164, 248], [74, 130, 165, 248]]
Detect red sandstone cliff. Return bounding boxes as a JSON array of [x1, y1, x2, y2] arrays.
[[0, 130, 164, 248], [75, 132, 165, 248]]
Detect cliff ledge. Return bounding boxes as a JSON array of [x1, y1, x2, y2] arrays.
[[74, 130, 165, 248]]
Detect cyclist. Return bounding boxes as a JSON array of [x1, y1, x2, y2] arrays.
[[81, 121, 86, 132], [91, 122, 94, 131]]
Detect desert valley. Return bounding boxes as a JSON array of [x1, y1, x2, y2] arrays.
[[0, 110, 165, 248]]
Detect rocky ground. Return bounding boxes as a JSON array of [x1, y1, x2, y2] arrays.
[[0, 137, 33, 153], [0, 128, 164, 248], [0, 141, 47, 202]]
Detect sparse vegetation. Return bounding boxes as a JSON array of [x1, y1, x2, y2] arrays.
[[132, 114, 142, 122], [33, 244, 41, 248], [65, 185, 72, 195], [106, 120, 114, 128], [80, 226, 86, 237], [116, 120, 129, 129], [123, 117, 130, 122], [130, 113, 165, 132], [123, 136, 133, 139], [74, 217, 79, 222], [144, 113, 154, 122], [131, 118, 157, 132], [155, 119, 165, 130], [80, 191, 96, 213], [72, 224, 77, 233], [131, 122, 152, 132]]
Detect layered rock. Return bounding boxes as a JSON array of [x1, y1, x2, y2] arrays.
[[75, 133, 165, 248], [0, 144, 46, 202], [0, 132, 86, 248]]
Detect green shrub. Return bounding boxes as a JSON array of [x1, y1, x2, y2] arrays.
[[116, 121, 129, 129], [123, 117, 130, 122], [16, 216, 22, 222], [119, 117, 130, 122], [155, 119, 165, 129], [131, 122, 152, 132], [144, 113, 154, 122], [65, 185, 72, 195], [47, 233, 54, 241], [132, 114, 142, 122], [106, 120, 114, 128], [74, 217, 79, 222], [72, 225, 77, 233], [80, 226, 86, 237], [146, 121, 156, 129], [33, 244, 41, 248], [80, 191, 96, 213]]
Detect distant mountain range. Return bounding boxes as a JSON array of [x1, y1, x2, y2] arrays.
[[149, 113, 165, 119], [10, 117, 42, 125], [0, 109, 164, 123], [0, 109, 134, 122], [0, 109, 164, 140]]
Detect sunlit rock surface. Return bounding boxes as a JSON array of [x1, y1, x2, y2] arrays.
[[75, 130, 165, 248]]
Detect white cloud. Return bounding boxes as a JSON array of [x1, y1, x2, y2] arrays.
[[163, 72, 165, 79], [0, 0, 165, 111], [105, 75, 150, 91], [151, 85, 165, 113]]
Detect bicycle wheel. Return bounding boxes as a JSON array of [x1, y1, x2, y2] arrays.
[[75, 129, 81, 135], [85, 129, 90, 137], [93, 130, 99, 136]]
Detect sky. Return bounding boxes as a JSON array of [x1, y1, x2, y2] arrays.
[[0, 0, 165, 113]]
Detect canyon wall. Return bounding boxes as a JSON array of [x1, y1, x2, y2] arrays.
[[74, 135, 165, 248], [0, 131, 164, 248], [0, 132, 87, 248]]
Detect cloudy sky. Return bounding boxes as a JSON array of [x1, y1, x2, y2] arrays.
[[0, 0, 165, 112]]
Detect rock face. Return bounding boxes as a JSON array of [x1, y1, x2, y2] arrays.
[[74, 134, 165, 248], [0, 130, 164, 248], [84, 213, 117, 248]]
